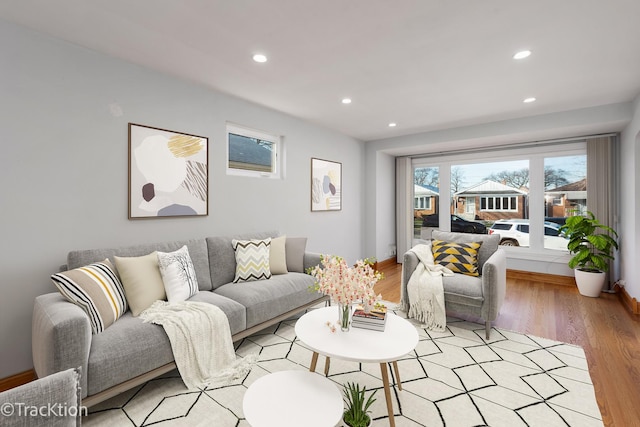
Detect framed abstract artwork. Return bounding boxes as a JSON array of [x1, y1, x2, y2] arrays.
[[128, 123, 208, 219], [311, 157, 342, 211]]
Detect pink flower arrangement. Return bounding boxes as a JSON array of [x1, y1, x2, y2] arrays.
[[308, 255, 384, 307]]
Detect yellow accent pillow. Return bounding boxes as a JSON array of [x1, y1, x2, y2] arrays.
[[431, 240, 483, 277]]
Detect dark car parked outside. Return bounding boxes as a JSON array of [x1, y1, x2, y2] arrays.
[[544, 217, 567, 226], [422, 214, 487, 234]]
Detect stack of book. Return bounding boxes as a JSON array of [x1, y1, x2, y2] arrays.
[[352, 304, 387, 332]]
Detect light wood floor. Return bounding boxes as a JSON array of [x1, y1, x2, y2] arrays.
[[374, 263, 640, 427]]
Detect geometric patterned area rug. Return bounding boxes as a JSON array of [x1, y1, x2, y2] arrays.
[[84, 304, 603, 427]]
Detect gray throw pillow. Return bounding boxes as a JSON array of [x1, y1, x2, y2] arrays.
[[285, 237, 307, 273]]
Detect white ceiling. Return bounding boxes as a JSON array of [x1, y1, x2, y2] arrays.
[[2, 0, 640, 141]]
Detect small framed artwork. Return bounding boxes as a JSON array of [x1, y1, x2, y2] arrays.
[[311, 157, 342, 211], [128, 123, 208, 219]]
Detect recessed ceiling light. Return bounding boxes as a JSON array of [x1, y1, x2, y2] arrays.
[[513, 50, 531, 60], [252, 54, 267, 63], [388, 122, 397, 127], [341, 98, 352, 104], [523, 97, 536, 103]]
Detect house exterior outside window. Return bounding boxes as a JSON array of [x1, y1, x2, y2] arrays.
[[465, 197, 475, 214], [480, 195, 518, 211], [226, 123, 282, 179], [415, 196, 432, 210]]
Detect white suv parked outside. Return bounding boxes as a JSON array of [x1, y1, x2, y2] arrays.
[[489, 219, 568, 250]]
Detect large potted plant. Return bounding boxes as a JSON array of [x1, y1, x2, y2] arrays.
[[559, 211, 618, 297], [342, 382, 377, 427]]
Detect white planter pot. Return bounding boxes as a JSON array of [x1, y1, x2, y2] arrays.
[[574, 268, 606, 297]]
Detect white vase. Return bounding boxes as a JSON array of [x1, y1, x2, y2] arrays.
[[574, 268, 606, 297]]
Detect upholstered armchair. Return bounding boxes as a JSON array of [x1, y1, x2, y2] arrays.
[[0, 368, 81, 426], [402, 230, 506, 339]]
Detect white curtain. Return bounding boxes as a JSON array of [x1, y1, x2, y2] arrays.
[[395, 157, 412, 263], [586, 135, 619, 286]]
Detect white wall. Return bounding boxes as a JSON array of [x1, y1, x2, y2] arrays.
[[364, 103, 635, 279], [0, 20, 365, 378], [619, 95, 640, 300]]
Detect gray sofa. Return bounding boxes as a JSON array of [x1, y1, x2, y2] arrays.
[[32, 231, 325, 407], [402, 230, 506, 339]]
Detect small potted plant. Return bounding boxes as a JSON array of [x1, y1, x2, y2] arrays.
[[342, 382, 377, 427], [559, 211, 618, 297]]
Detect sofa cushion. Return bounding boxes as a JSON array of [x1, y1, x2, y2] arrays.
[[286, 237, 308, 273], [207, 231, 279, 289], [269, 236, 288, 274], [51, 259, 127, 334], [432, 240, 482, 276], [157, 245, 199, 302], [214, 272, 322, 328], [442, 274, 484, 301], [67, 238, 213, 291], [232, 238, 272, 283], [114, 252, 166, 316], [431, 230, 499, 272], [87, 312, 173, 396], [86, 292, 248, 396], [187, 291, 247, 335]]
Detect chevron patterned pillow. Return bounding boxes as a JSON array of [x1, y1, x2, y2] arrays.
[[232, 238, 272, 283], [431, 240, 483, 277]]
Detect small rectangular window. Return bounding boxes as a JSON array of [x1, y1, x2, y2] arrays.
[[227, 123, 282, 179]]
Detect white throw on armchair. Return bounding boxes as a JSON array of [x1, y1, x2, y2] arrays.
[[402, 230, 506, 339]]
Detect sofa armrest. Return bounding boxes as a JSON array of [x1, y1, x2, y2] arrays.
[[480, 248, 507, 321], [303, 252, 322, 272], [32, 293, 91, 398], [400, 251, 419, 310]]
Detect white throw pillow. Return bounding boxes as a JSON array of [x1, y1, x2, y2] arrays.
[[157, 246, 199, 302], [269, 236, 288, 275], [232, 238, 272, 283]]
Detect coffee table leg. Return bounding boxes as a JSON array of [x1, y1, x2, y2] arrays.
[[392, 361, 402, 391], [310, 352, 319, 372], [379, 363, 396, 427], [324, 357, 331, 376]]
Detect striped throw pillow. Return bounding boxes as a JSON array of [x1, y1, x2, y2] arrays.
[[232, 238, 272, 283], [431, 240, 483, 277], [51, 259, 128, 334]]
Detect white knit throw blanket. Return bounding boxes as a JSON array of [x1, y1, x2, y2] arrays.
[[140, 300, 256, 390], [400, 243, 454, 332]]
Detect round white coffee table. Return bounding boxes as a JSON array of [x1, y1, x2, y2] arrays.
[[242, 370, 343, 427], [295, 306, 419, 427]]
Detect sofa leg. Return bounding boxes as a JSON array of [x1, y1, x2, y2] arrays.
[[485, 321, 491, 340]]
